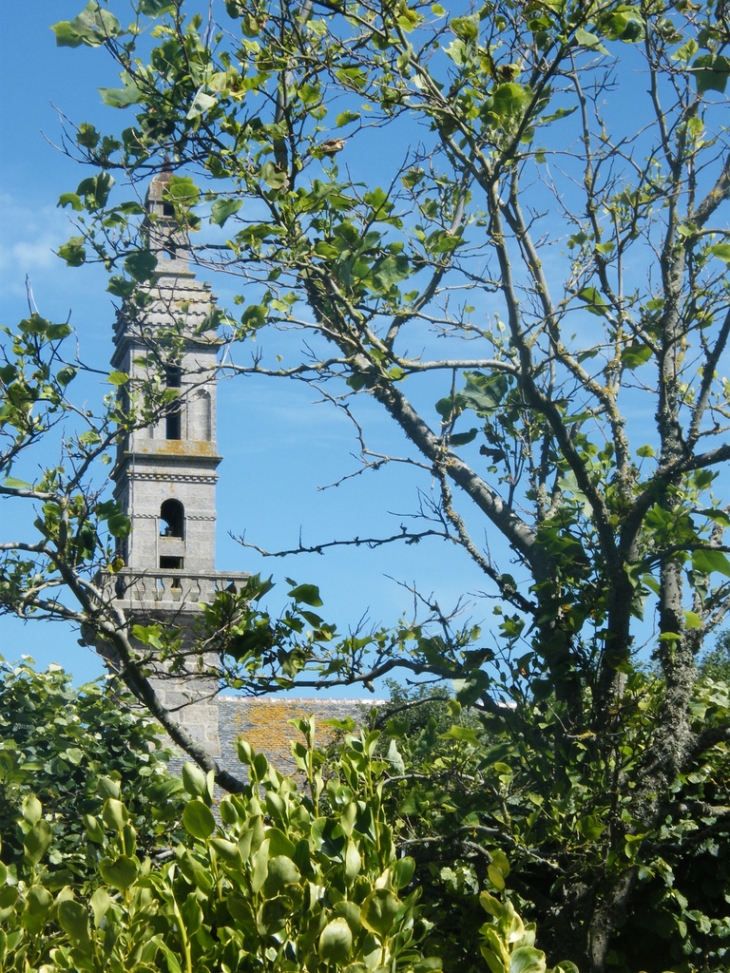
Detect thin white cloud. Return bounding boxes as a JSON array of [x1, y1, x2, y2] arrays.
[[0, 192, 71, 297]]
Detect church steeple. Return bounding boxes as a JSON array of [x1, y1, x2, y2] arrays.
[[99, 172, 248, 753], [111, 171, 221, 588]]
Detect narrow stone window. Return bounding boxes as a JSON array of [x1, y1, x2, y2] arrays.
[[164, 364, 182, 440], [159, 556, 183, 570]]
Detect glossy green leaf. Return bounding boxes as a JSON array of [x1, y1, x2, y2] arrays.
[[319, 916, 353, 962], [182, 800, 216, 840], [264, 855, 301, 893], [509, 946, 547, 973], [99, 855, 138, 891], [102, 798, 129, 832], [182, 761, 208, 798], [360, 888, 402, 936], [22, 794, 42, 826], [391, 856, 415, 889]]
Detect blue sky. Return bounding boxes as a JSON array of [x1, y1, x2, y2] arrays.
[[0, 2, 495, 689]]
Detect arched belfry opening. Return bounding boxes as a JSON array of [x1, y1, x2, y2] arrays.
[[160, 499, 185, 538]]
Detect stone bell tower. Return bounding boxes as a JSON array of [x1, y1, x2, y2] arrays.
[[106, 170, 248, 753]]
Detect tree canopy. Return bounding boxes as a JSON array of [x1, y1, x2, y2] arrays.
[[3, 0, 730, 968]]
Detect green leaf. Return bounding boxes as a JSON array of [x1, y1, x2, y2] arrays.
[[138, 0, 176, 14], [76, 172, 114, 210], [251, 839, 270, 893], [391, 856, 416, 889], [486, 83, 531, 122], [692, 54, 730, 95], [183, 799, 216, 839], [487, 863, 506, 890], [692, 548, 730, 578], [166, 175, 200, 204], [124, 250, 158, 282], [2, 477, 32, 490], [241, 305, 268, 329], [684, 610, 702, 630], [58, 193, 84, 211], [23, 820, 52, 865], [621, 343, 652, 369], [22, 886, 52, 935], [578, 814, 606, 839], [336, 110, 361, 127], [58, 899, 90, 941], [99, 855, 138, 891], [182, 761, 208, 798], [709, 243, 730, 263], [319, 917, 354, 963], [52, 3, 121, 47], [99, 84, 143, 108], [509, 946, 548, 973], [84, 814, 106, 844], [479, 890, 503, 918], [574, 28, 608, 53], [187, 90, 217, 119], [264, 855, 301, 894], [440, 724, 482, 746], [456, 372, 509, 416], [373, 254, 411, 288], [210, 198, 243, 227], [360, 888, 402, 936], [102, 798, 129, 832], [211, 837, 242, 862], [345, 839, 362, 882], [57, 366, 77, 386], [260, 162, 288, 190], [23, 794, 42, 825], [288, 583, 323, 607], [577, 286, 609, 316], [450, 14, 479, 41], [450, 428, 478, 447], [255, 896, 289, 936], [89, 888, 111, 927], [58, 237, 87, 267], [98, 776, 121, 800]]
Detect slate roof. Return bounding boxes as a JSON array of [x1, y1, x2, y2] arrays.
[[216, 696, 382, 778]]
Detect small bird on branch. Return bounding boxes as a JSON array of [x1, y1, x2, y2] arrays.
[[314, 138, 347, 157]]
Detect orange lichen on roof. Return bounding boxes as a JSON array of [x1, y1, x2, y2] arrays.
[[218, 697, 375, 777]]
